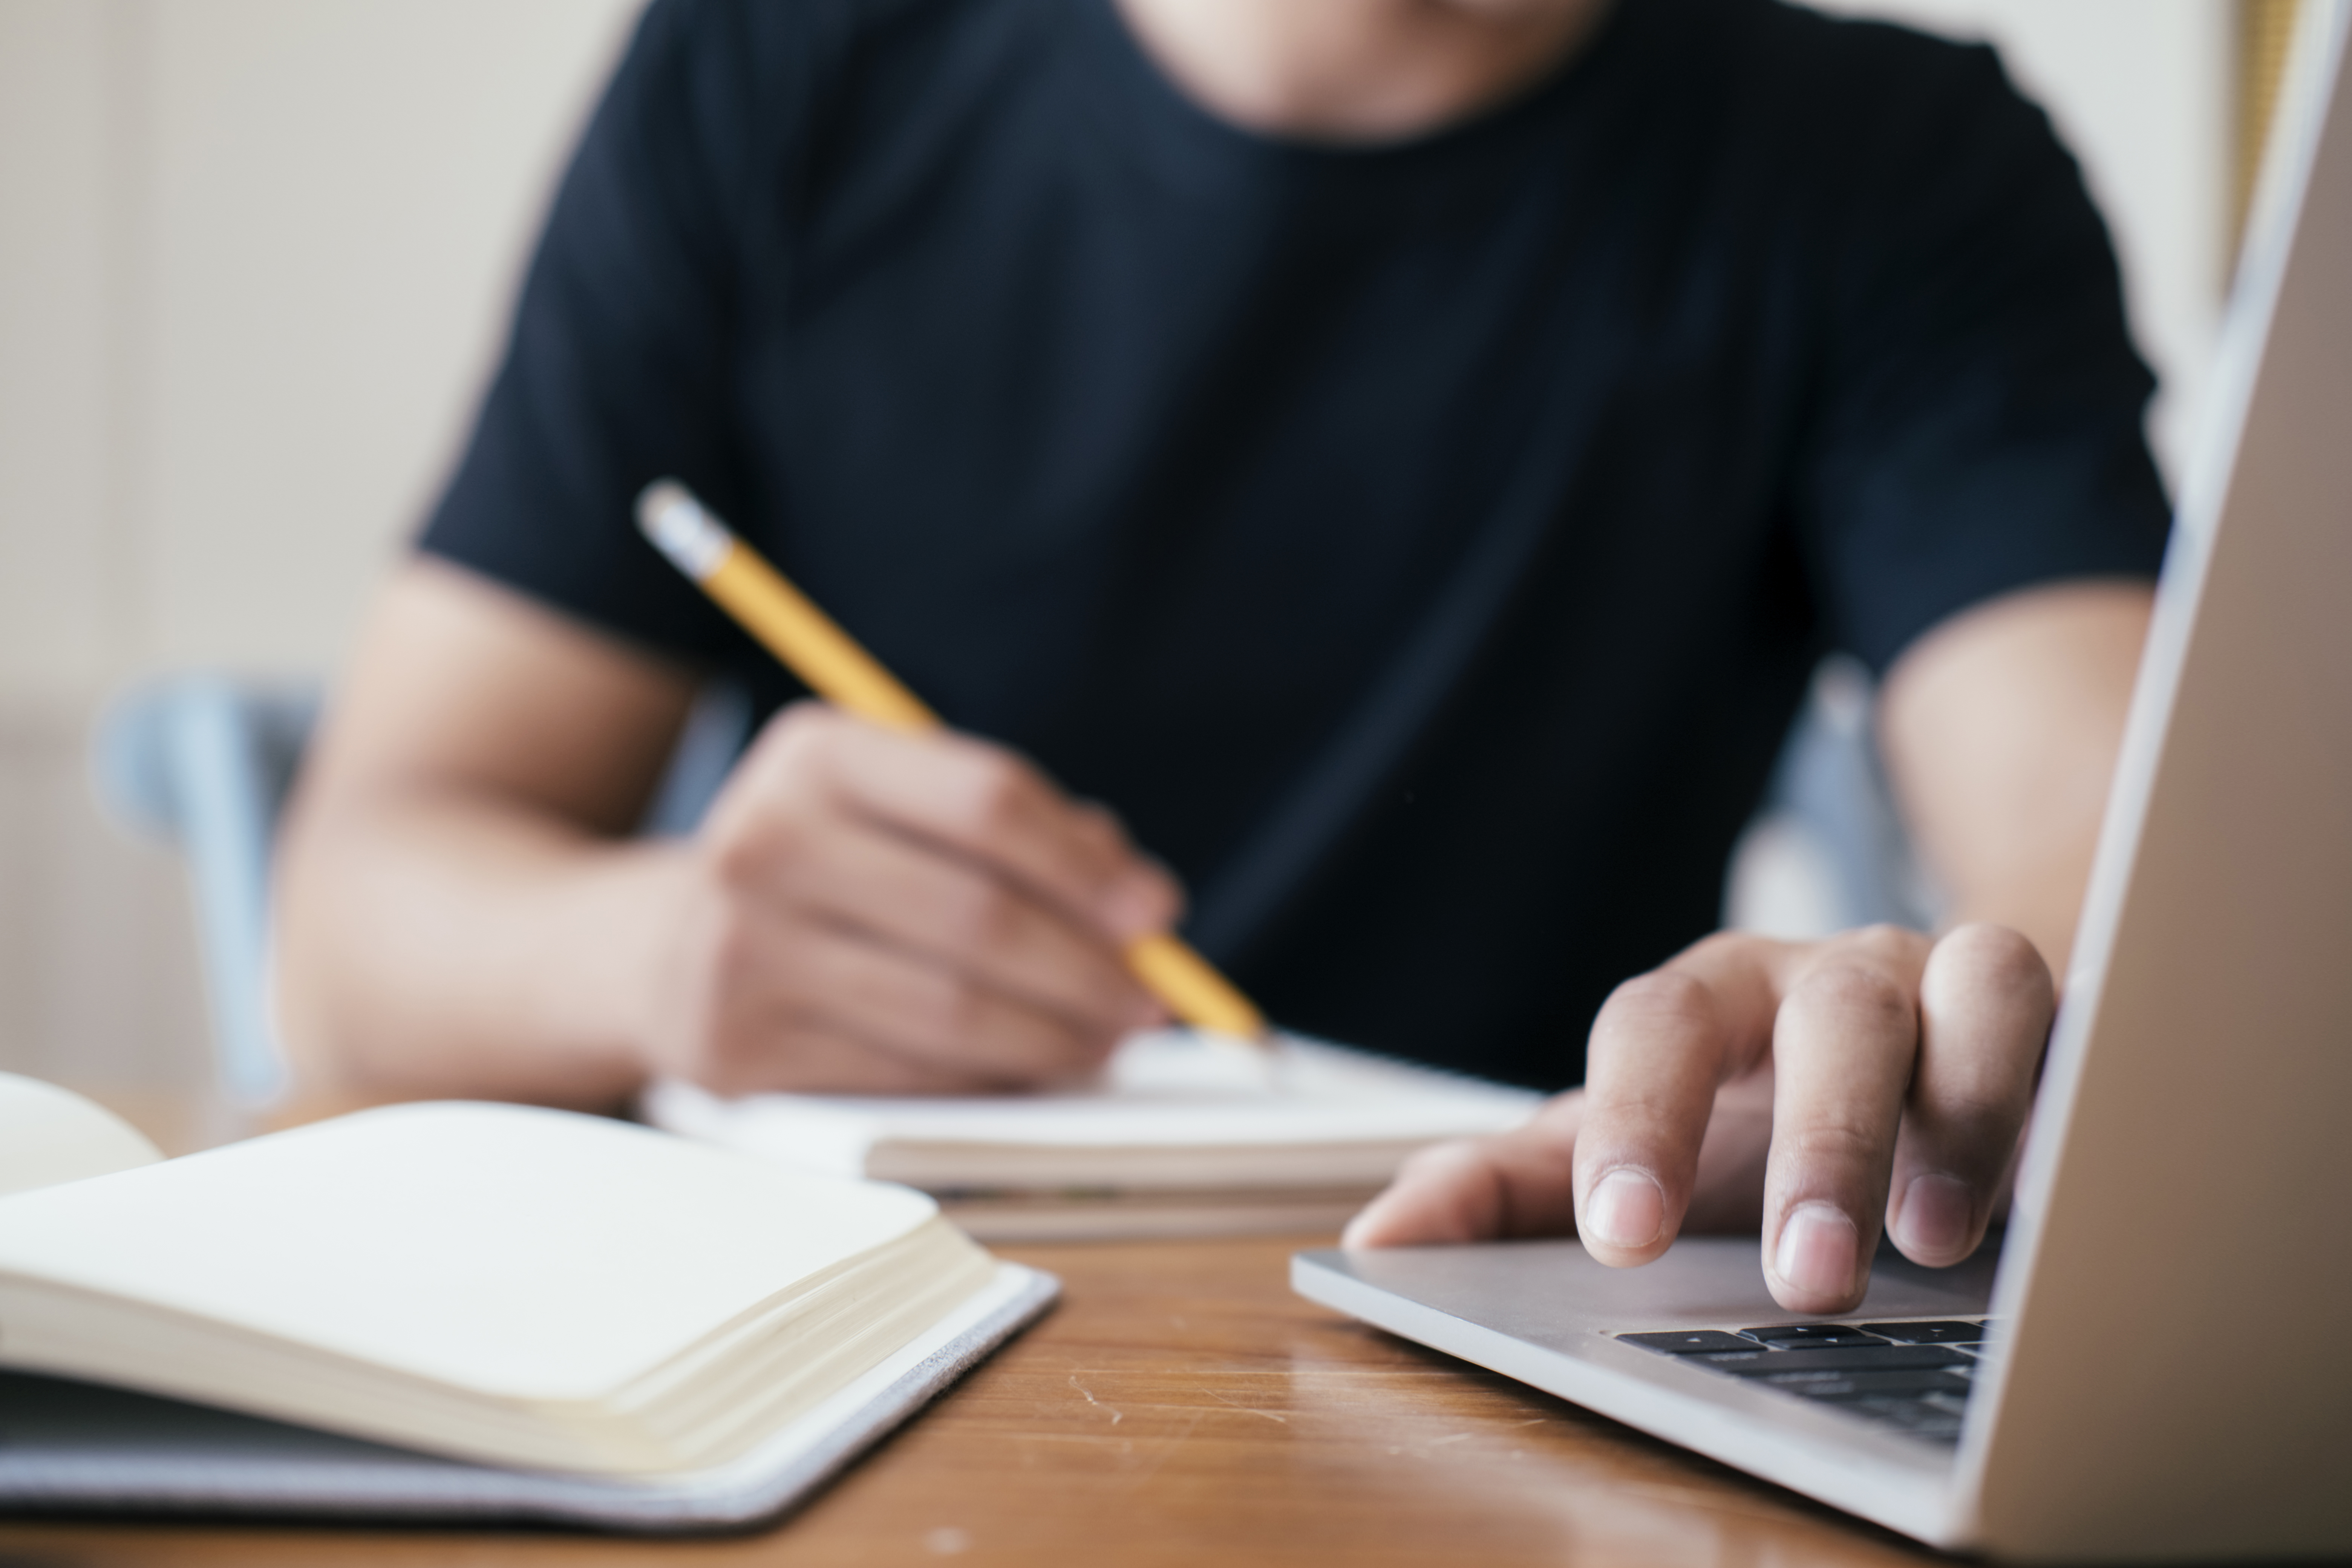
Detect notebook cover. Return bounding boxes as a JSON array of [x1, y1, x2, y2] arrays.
[[0, 1261, 1055, 1532]]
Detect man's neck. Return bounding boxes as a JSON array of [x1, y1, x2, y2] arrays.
[[1110, 0, 1614, 145]]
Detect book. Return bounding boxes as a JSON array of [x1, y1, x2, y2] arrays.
[[0, 1074, 1055, 1528], [644, 1030, 1544, 1240]]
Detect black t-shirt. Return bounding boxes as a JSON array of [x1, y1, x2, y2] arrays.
[[421, 0, 2169, 1090]]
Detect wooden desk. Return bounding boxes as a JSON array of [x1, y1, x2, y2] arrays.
[[2, 1092, 1941, 1565]]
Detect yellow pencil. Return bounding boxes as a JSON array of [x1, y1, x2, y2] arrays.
[[637, 479, 1268, 1046]]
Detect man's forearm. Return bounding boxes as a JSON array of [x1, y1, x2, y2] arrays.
[[275, 789, 685, 1108], [1880, 580, 2154, 980]]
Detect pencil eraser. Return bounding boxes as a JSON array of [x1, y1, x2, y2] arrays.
[[636, 481, 731, 578]]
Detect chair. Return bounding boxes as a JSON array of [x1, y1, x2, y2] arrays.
[[93, 677, 317, 1106], [1750, 655, 1940, 935], [91, 674, 749, 1107]]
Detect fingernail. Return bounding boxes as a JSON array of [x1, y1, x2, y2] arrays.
[[1773, 1203, 1860, 1301], [1895, 1173, 1974, 1259], [1585, 1169, 1664, 1250]]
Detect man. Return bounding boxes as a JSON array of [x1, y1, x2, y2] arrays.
[[276, 0, 2164, 1315]]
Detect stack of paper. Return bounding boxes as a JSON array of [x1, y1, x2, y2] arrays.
[[644, 1031, 1543, 1239]]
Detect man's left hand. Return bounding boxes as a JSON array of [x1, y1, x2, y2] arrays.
[[1342, 922, 2053, 1313]]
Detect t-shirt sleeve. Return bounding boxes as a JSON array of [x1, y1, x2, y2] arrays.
[[1792, 31, 2172, 674], [417, 0, 788, 666]]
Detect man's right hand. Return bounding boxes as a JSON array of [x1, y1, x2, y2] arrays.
[[275, 560, 1178, 1106], [643, 703, 1179, 1094]]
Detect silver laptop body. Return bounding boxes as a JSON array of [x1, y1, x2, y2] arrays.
[[1294, 5, 2352, 1557]]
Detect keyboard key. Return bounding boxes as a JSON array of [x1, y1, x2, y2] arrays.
[[1740, 1324, 1889, 1348], [1847, 1399, 1967, 1442], [1615, 1320, 1983, 1447], [1857, 1320, 1984, 1344], [1695, 1344, 1972, 1377], [1756, 1368, 1975, 1399], [1619, 1330, 1758, 1355], [1853, 1392, 1968, 1416]]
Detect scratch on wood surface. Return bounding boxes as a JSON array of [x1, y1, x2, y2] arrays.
[[1200, 1387, 1289, 1424], [1117, 1405, 1208, 1493], [1067, 1373, 1123, 1424], [1017, 1433, 1135, 1453]]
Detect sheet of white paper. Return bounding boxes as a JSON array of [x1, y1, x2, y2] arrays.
[[643, 1031, 1542, 1174]]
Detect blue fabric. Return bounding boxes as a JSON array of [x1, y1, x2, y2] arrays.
[[93, 678, 316, 1104]]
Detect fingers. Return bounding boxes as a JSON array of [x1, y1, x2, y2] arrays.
[[783, 822, 1158, 1044], [1348, 923, 2052, 1311], [1343, 1097, 1585, 1247], [1761, 924, 2049, 1307], [1886, 923, 2052, 1265], [1572, 939, 1779, 1265], [699, 1020, 1006, 1098], [702, 920, 1117, 1092], [658, 702, 1187, 1093], [755, 705, 1182, 941], [1762, 926, 1932, 1312]]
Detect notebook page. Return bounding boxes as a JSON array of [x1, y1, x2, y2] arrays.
[[0, 1075, 163, 1199], [0, 1102, 939, 1402]]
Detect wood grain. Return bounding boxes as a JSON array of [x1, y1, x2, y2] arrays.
[[0, 1230, 1944, 1568]]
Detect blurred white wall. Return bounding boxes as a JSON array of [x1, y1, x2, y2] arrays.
[[0, 0, 2236, 1081], [0, 0, 639, 1084], [1, 0, 641, 707]]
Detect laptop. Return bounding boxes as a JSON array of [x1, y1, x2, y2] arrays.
[[1293, 4, 2352, 1558]]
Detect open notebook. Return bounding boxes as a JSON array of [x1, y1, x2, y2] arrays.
[[645, 1030, 1543, 1239], [0, 1075, 1055, 1529]]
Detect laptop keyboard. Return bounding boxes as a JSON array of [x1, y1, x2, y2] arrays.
[[1617, 1320, 1996, 1444]]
